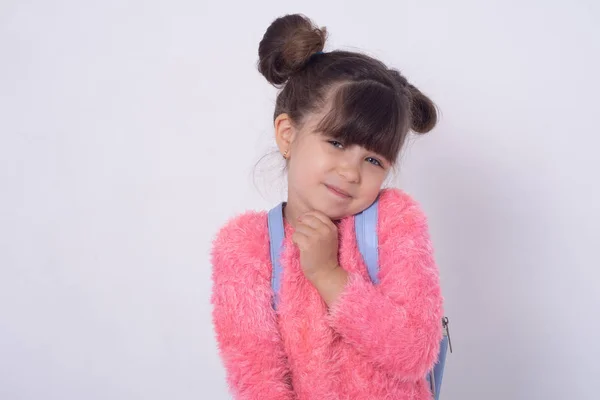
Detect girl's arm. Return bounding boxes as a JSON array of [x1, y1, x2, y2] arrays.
[[211, 213, 296, 400], [325, 189, 444, 381]]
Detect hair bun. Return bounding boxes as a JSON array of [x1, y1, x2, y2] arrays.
[[407, 84, 438, 134], [258, 14, 327, 86], [388, 69, 437, 134]]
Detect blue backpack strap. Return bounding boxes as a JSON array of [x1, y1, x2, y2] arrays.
[[429, 331, 449, 399], [427, 317, 451, 399], [354, 197, 380, 284], [267, 202, 285, 309]]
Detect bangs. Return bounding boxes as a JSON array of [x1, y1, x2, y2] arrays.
[[315, 80, 408, 163]]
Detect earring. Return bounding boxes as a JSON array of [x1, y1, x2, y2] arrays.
[[282, 149, 289, 159]]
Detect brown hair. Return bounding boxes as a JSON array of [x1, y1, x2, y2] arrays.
[[258, 14, 438, 164]]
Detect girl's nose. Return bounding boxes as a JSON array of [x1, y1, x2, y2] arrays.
[[337, 160, 360, 184]]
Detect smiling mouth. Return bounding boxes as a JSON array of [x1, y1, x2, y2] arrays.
[[325, 184, 352, 199]]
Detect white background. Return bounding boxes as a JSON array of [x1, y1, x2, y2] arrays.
[[1, 1, 599, 399]]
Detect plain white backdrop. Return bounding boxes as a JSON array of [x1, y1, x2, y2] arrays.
[[1, 1, 599, 399]]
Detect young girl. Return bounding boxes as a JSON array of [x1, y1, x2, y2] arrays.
[[211, 14, 443, 400]]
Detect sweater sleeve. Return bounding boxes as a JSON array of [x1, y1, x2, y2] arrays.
[[211, 213, 296, 400], [327, 190, 443, 381]]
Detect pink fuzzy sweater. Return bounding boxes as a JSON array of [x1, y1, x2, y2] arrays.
[[211, 189, 443, 400]]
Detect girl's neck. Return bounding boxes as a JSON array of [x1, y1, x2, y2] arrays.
[[282, 190, 310, 229], [282, 202, 301, 229]]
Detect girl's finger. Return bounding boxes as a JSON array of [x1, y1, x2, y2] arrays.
[[291, 231, 308, 248], [302, 211, 335, 230], [298, 214, 326, 230], [294, 222, 316, 239]]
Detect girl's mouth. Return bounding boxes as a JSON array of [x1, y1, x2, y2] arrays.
[[325, 184, 352, 199]]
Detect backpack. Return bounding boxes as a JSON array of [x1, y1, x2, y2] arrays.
[[267, 197, 452, 399]]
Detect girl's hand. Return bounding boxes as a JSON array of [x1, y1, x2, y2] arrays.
[[292, 211, 340, 282]]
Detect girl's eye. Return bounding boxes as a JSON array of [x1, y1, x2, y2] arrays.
[[366, 157, 383, 167], [329, 140, 344, 149]]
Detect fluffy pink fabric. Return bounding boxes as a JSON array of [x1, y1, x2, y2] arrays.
[[211, 189, 443, 400]]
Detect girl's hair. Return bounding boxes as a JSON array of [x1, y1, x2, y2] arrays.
[[258, 14, 438, 164]]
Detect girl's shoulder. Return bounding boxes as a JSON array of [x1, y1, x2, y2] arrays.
[[211, 211, 270, 285], [213, 209, 269, 249], [376, 188, 430, 238], [211, 210, 271, 277], [378, 188, 426, 217]]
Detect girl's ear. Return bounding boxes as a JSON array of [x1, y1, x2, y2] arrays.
[[274, 113, 297, 158]]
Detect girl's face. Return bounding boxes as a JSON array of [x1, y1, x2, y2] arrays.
[[277, 112, 391, 221]]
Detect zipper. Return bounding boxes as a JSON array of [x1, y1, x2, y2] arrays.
[[442, 316, 452, 353]]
